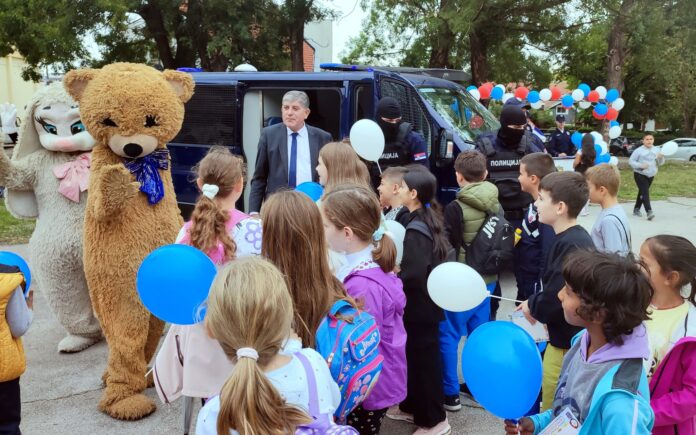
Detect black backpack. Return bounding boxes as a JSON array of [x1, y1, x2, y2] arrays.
[[463, 210, 514, 275]]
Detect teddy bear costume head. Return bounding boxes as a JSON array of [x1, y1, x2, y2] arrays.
[[6, 82, 95, 218], [63, 63, 193, 420]]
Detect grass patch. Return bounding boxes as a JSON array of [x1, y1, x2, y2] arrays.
[[617, 160, 696, 202], [0, 202, 35, 245]]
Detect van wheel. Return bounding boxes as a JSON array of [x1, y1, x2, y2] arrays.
[[690, 155, 696, 162]]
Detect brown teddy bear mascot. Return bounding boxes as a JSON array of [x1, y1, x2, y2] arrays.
[[63, 63, 194, 420]]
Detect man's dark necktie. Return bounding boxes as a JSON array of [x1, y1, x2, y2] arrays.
[[289, 132, 298, 188]]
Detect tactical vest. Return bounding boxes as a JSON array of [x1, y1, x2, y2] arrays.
[[378, 122, 413, 168], [478, 135, 532, 220], [0, 267, 27, 382]]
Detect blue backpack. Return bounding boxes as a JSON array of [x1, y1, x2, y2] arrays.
[[315, 300, 384, 423]]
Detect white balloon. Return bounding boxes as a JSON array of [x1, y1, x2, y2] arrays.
[[349, 119, 385, 162], [609, 156, 619, 166], [571, 89, 584, 102], [578, 101, 592, 109], [427, 262, 488, 312], [539, 88, 552, 101], [609, 125, 622, 139], [661, 141, 678, 156], [530, 101, 543, 110], [469, 89, 481, 100], [590, 131, 604, 144], [502, 93, 514, 103], [612, 98, 625, 110], [384, 220, 406, 265], [596, 86, 607, 99], [598, 141, 608, 155]]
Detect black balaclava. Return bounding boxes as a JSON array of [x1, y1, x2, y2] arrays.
[[497, 105, 527, 148], [376, 97, 402, 141]]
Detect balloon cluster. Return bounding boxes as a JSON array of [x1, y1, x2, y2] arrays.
[[570, 130, 619, 166]]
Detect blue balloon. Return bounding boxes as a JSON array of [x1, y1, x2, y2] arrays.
[[595, 103, 608, 116], [462, 321, 543, 419], [527, 90, 540, 104], [599, 153, 611, 164], [490, 86, 504, 100], [0, 251, 31, 296], [610, 120, 620, 128], [578, 83, 591, 97], [466, 85, 477, 92], [571, 131, 583, 147], [594, 143, 602, 155], [137, 244, 217, 325], [606, 88, 619, 103], [561, 95, 574, 108], [296, 182, 324, 202]]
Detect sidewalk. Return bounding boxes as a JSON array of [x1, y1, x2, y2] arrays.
[[8, 198, 696, 434]]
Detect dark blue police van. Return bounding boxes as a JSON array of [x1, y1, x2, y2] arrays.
[[168, 66, 500, 214]]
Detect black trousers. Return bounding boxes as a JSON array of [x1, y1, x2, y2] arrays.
[[634, 172, 654, 212], [0, 377, 21, 435], [399, 322, 446, 428], [347, 405, 388, 435]]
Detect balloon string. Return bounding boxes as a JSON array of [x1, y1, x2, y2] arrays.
[[376, 162, 382, 174], [488, 294, 522, 304]]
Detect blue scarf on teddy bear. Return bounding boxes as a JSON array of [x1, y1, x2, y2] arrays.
[[123, 149, 169, 205]]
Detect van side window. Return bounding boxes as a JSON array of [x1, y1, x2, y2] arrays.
[[379, 78, 432, 153], [172, 84, 238, 146]]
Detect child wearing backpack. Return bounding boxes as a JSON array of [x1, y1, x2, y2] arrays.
[[196, 257, 345, 435], [586, 164, 631, 256], [386, 168, 451, 435], [441, 150, 502, 411], [153, 147, 263, 406], [640, 235, 696, 435], [321, 184, 407, 434], [261, 190, 383, 423], [516, 171, 595, 412], [0, 264, 32, 434], [505, 250, 654, 435], [516, 152, 557, 302]]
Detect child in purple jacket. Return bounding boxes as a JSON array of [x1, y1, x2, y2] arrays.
[[321, 184, 407, 435], [641, 235, 696, 435]]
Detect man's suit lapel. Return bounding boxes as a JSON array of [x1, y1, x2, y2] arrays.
[[308, 126, 320, 181], [277, 123, 289, 183]]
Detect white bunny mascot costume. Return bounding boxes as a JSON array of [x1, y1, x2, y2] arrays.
[[0, 82, 102, 352]]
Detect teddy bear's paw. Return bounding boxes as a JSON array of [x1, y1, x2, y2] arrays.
[[99, 393, 156, 420], [100, 164, 140, 198], [57, 334, 102, 353]]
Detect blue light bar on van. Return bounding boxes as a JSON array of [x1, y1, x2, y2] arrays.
[[177, 67, 203, 72]]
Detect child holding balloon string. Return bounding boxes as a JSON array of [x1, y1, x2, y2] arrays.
[[640, 235, 696, 435], [505, 250, 654, 435], [386, 168, 451, 435], [320, 184, 407, 434], [153, 146, 266, 406]]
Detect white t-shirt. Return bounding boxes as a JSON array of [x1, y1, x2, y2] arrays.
[[195, 348, 340, 435], [591, 205, 631, 256]]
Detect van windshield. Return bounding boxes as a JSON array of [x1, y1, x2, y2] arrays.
[[417, 86, 499, 142]]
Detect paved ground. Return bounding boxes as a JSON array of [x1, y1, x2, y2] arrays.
[[8, 197, 696, 434]]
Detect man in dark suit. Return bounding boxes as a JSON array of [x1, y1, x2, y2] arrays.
[[249, 90, 332, 213]]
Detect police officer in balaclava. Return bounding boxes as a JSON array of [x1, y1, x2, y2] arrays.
[[375, 97, 429, 171]]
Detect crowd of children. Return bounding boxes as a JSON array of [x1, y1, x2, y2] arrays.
[[3, 136, 694, 435]]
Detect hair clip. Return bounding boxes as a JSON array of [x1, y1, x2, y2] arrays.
[[202, 183, 219, 199], [372, 227, 385, 242]]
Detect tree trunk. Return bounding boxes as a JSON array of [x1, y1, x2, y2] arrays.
[[289, 23, 305, 71], [428, 0, 455, 68], [469, 28, 488, 85], [605, 0, 636, 135], [138, 3, 175, 69]]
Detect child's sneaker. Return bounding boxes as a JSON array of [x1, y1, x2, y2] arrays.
[[386, 407, 414, 423], [413, 417, 451, 435], [633, 209, 642, 217], [443, 395, 461, 412], [647, 211, 655, 220]]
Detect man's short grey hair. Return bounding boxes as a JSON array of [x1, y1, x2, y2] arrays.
[[282, 90, 310, 109]]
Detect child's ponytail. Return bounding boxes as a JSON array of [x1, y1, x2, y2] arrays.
[[646, 235, 696, 305], [206, 257, 312, 434], [321, 184, 397, 273], [217, 350, 310, 435], [402, 168, 449, 262], [189, 146, 244, 263]]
